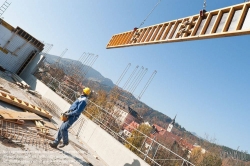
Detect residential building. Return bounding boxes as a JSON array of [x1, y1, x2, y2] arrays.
[[123, 121, 140, 137], [112, 100, 143, 127]]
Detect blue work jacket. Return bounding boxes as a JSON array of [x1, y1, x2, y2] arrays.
[[67, 95, 88, 118]]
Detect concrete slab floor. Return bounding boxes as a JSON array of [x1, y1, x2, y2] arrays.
[[0, 72, 108, 166], [0, 137, 107, 166]]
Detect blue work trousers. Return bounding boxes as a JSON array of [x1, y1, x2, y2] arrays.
[[53, 116, 79, 145]]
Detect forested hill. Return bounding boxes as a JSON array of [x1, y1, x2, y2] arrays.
[[43, 55, 250, 162]]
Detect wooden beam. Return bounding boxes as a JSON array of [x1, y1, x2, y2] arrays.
[[0, 109, 43, 120], [0, 118, 25, 125], [41, 120, 58, 130], [107, 2, 250, 49], [0, 91, 52, 119]]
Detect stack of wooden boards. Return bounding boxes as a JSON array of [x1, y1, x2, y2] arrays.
[[0, 109, 42, 124], [0, 91, 58, 141]]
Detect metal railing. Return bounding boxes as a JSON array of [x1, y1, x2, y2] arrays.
[[33, 66, 194, 166]]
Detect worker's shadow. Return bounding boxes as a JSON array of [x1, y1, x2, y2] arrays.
[[124, 159, 141, 166], [56, 148, 89, 166]]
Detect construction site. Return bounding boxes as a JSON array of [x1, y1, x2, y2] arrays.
[[0, 0, 250, 166]]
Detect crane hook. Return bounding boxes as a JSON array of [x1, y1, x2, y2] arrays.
[[200, 0, 207, 18]]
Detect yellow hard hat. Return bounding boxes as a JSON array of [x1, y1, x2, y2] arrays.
[[83, 87, 91, 95]]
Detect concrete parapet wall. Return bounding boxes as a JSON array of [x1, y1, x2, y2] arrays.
[[20, 53, 70, 112], [20, 55, 149, 166], [74, 116, 149, 166]]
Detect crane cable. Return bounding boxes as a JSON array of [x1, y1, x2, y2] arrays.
[[135, 0, 162, 30], [203, 0, 206, 10], [200, 0, 207, 18]]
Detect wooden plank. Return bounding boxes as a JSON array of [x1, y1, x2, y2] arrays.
[[191, 16, 202, 36], [161, 23, 173, 40], [150, 25, 160, 41], [156, 23, 168, 40], [41, 120, 58, 130], [201, 13, 213, 35], [136, 28, 147, 43], [236, 3, 248, 30], [223, 7, 234, 32], [141, 28, 151, 42], [146, 26, 157, 42], [0, 109, 43, 120], [0, 118, 25, 125]]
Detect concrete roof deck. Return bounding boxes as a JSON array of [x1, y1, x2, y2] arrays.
[[0, 71, 108, 166]]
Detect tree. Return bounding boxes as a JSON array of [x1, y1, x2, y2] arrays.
[[190, 147, 203, 166], [84, 90, 107, 120], [190, 147, 222, 166], [125, 124, 152, 154], [201, 152, 222, 166]]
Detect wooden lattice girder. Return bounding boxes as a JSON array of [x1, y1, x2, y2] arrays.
[[0, 91, 52, 119], [107, 2, 250, 49]]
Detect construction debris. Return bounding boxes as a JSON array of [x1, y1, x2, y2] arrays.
[[0, 119, 50, 149], [27, 89, 42, 99], [0, 91, 52, 119], [11, 72, 30, 89], [0, 84, 10, 93]]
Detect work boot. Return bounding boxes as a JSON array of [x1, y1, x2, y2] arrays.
[[58, 142, 69, 148], [49, 142, 58, 148]]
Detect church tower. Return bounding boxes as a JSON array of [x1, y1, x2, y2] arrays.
[[167, 115, 176, 132]]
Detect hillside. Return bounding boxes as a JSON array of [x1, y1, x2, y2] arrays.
[[42, 54, 250, 162], [44, 54, 114, 88]]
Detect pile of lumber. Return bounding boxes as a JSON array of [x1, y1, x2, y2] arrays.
[[27, 90, 42, 99], [0, 91, 52, 119], [0, 109, 42, 124], [0, 85, 58, 142], [0, 109, 58, 141]]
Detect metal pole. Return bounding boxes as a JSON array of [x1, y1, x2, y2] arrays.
[[144, 136, 155, 160], [76, 118, 85, 137], [152, 144, 160, 160], [140, 136, 147, 150]]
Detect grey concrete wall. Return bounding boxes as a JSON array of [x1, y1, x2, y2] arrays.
[[73, 116, 149, 166], [20, 57, 149, 166]]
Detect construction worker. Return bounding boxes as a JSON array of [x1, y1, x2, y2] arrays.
[[49, 87, 91, 148]]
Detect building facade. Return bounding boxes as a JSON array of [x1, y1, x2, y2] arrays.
[[0, 18, 44, 74], [112, 100, 143, 128]]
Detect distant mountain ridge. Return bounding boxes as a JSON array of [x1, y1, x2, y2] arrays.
[[43, 54, 250, 162], [44, 54, 114, 88]]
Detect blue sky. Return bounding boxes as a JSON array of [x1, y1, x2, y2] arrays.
[[3, 0, 250, 152]]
